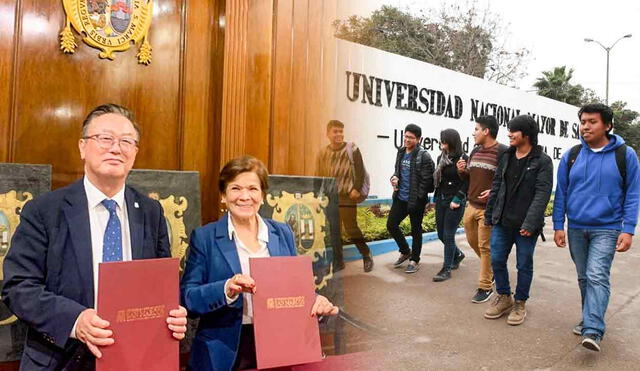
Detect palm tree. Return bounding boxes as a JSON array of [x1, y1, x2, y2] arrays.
[[533, 66, 584, 106]]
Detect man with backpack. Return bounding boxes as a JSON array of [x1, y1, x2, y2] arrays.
[[388, 124, 435, 274], [553, 103, 640, 352], [316, 119, 374, 272]]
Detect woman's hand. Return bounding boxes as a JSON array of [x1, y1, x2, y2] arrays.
[[225, 274, 256, 298], [167, 306, 188, 340], [456, 158, 467, 172], [310, 295, 339, 317]]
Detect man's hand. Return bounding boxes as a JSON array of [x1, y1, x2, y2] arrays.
[[478, 189, 491, 201], [349, 189, 361, 201], [554, 230, 566, 248], [310, 295, 339, 317], [390, 176, 399, 190], [519, 229, 532, 237], [75, 309, 114, 358], [166, 306, 188, 340], [226, 274, 256, 298], [450, 201, 460, 210], [616, 233, 633, 252], [456, 158, 467, 172]]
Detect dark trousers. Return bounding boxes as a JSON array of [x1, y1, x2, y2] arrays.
[[490, 224, 537, 301], [339, 204, 371, 258], [387, 199, 426, 263], [435, 197, 465, 270], [233, 325, 257, 370]]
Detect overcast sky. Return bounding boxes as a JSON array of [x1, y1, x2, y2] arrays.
[[338, 0, 640, 112]]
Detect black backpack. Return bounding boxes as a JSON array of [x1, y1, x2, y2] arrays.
[[567, 144, 627, 191]]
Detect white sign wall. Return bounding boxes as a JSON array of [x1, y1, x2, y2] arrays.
[[334, 39, 580, 199]]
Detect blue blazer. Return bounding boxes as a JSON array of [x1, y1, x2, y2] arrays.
[[1, 179, 170, 370], [180, 213, 296, 371]]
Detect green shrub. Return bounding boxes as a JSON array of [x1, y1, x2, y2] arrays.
[[342, 204, 438, 243], [545, 197, 554, 217], [344, 199, 556, 244]]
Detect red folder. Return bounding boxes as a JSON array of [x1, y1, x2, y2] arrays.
[[96, 258, 179, 371], [250, 256, 322, 369]]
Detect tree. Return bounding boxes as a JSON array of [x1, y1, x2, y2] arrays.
[[579, 88, 603, 105], [334, 6, 436, 64], [333, 3, 529, 87], [533, 66, 584, 106], [611, 101, 640, 156]]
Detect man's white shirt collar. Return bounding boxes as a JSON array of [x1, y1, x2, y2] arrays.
[[83, 176, 126, 210]]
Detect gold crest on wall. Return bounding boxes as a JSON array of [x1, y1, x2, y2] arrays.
[[60, 0, 154, 64], [266, 191, 334, 290], [0, 191, 33, 326], [148, 193, 189, 271]]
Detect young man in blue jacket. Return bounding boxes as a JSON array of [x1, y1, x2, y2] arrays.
[[553, 103, 640, 352]]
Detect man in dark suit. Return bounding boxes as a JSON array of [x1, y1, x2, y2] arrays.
[[1, 104, 187, 370]]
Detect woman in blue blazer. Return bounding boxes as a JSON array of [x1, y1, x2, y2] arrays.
[[181, 156, 338, 371]]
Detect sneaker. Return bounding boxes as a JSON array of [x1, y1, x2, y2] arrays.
[[452, 252, 466, 270], [393, 253, 411, 268], [507, 300, 527, 326], [432, 268, 451, 282], [581, 334, 601, 352], [484, 294, 514, 319], [405, 261, 420, 274], [363, 256, 374, 272], [471, 288, 493, 304], [573, 321, 583, 336]]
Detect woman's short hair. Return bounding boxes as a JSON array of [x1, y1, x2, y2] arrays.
[[219, 155, 269, 195]]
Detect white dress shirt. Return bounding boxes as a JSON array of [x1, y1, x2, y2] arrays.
[[71, 177, 133, 338], [225, 215, 270, 324]]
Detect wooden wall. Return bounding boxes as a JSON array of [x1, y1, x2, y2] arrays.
[[1, 0, 364, 217], [0, 0, 225, 222], [221, 0, 341, 177]]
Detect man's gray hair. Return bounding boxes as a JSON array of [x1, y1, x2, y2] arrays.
[[81, 103, 141, 140]]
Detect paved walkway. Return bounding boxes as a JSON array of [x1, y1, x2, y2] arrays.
[[337, 218, 640, 370]]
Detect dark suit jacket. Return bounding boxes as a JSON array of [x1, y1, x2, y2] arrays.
[[180, 213, 296, 371], [1, 179, 170, 370]]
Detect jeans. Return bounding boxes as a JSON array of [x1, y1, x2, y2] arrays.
[[387, 199, 426, 263], [567, 228, 619, 338], [463, 204, 493, 290], [435, 197, 465, 270], [490, 224, 537, 301]]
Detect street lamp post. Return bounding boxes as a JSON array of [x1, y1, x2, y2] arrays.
[[584, 34, 632, 105]]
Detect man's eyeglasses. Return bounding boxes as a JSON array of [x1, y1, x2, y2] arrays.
[[404, 135, 417, 140], [83, 134, 138, 152]]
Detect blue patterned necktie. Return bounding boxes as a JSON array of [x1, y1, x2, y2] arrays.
[[101, 199, 123, 262]]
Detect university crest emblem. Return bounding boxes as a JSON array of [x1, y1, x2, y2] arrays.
[[266, 191, 334, 290], [148, 193, 189, 271], [0, 191, 33, 325], [60, 0, 154, 64]]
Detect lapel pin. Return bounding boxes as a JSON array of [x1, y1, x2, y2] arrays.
[[134, 202, 139, 208]]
